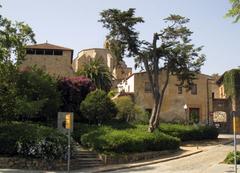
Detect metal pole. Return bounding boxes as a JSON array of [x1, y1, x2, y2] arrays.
[[67, 128, 70, 173], [233, 111, 237, 173]]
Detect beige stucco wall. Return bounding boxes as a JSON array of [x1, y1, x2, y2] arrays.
[[19, 50, 74, 77], [133, 72, 217, 124], [72, 48, 132, 84], [114, 67, 132, 81], [72, 48, 115, 73]]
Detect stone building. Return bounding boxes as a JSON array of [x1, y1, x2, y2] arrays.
[[20, 43, 74, 77], [72, 48, 132, 85], [117, 71, 217, 124], [211, 69, 240, 132]]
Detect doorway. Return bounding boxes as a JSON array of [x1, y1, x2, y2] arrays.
[[189, 108, 200, 124]]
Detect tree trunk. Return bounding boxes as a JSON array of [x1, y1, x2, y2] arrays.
[[148, 71, 169, 132], [148, 94, 160, 132]]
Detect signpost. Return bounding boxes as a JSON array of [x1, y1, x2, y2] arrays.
[[233, 111, 237, 173], [65, 113, 72, 173]]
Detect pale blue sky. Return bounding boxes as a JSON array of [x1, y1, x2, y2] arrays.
[[1, 0, 239, 75]]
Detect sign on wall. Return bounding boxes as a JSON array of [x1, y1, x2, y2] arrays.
[[213, 111, 227, 122]]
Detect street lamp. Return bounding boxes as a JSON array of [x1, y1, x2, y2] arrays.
[[184, 104, 188, 124]]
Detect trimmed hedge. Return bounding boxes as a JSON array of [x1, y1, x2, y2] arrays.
[[79, 124, 180, 153], [159, 124, 219, 141], [0, 122, 68, 160]]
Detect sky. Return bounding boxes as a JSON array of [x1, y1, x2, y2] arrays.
[[1, 0, 239, 75]]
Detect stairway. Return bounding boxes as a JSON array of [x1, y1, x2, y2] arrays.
[[70, 141, 104, 170]]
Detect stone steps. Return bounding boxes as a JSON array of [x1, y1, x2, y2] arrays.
[[70, 141, 104, 170]]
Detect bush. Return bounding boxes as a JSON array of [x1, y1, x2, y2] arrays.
[[15, 68, 61, 122], [114, 96, 149, 124], [133, 105, 149, 124], [0, 122, 68, 160], [58, 76, 95, 121], [159, 123, 219, 141], [114, 96, 134, 121], [80, 124, 180, 153], [224, 151, 240, 164], [80, 90, 117, 124]]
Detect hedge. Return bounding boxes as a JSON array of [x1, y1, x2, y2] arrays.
[[79, 124, 180, 153], [159, 124, 219, 141], [0, 122, 68, 160], [224, 151, 240, 164]]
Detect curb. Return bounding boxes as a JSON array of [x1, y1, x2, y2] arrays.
[[91, 149, 203, 173], [90, 139, 233, 173]]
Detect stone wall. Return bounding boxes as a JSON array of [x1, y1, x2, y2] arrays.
[[0, 156, 67, 171], [99, 150, 178, 165]]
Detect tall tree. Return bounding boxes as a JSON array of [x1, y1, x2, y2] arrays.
[[0, 5, 35, 119], [77, 59, 113, 92], [226, 0, 240, 22], [99, 8, 205, 132]]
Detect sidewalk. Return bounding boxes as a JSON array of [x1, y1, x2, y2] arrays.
[[79, 135, 233, 173]]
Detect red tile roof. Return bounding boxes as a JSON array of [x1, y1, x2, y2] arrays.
[[26, 43, 73, 51]]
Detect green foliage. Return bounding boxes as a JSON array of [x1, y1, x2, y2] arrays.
[[224, 151, 240, 164], [0, 7, 35, 120], [0, 12, 35, 64], [99, 8, 144, 60], [80, 90, 117, 124], [226, 0, 240, 22], [0, 122, 68, 160], [114, 96, 149, 124], [100, 9, 205, 132], [159, 124, 219, 141], [77, 59, 113, 92], [114, 96, 134, 121], [15, 68, 61, 121], [223, 69, 240, 99], [133, 105, 149, 124], [107, 89, 118, 98], [80, 124, 180, 153]]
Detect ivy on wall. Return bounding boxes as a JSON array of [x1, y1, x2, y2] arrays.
[[223, 69, 240, 99]]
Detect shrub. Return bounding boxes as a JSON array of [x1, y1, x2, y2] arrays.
[[159, 123, 219, 141], [80, 124, 180, 153], [114, 96, 134, 121], [133, 105, 149, 124], [224, 151, 240, 164], [0, 122, 68, 160], [58, 76, 95, 121], [114, 96, 149, 124], [72, 123, 98, 144], [80, 90, 117, 124], [15, 68, 61, 122]]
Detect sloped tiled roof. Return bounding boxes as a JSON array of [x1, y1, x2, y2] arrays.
[[26, 43, 73, 51]]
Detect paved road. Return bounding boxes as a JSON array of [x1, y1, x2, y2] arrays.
[[110, 142, 239, 173]]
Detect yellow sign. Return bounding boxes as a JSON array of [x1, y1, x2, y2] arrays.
[[65, 113, 71, 129]]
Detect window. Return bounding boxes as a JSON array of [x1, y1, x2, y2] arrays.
[[45, 49, 54, 55], [54, 50, 63, 55], [26, 48, 35, 54], [35, 49, 44, 55], [144, 82, 151, 92], [191, 84, 197, 95], [178, 86, 182, 94]]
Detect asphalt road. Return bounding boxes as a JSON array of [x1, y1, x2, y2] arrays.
[[110, 142, 239, 173]]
